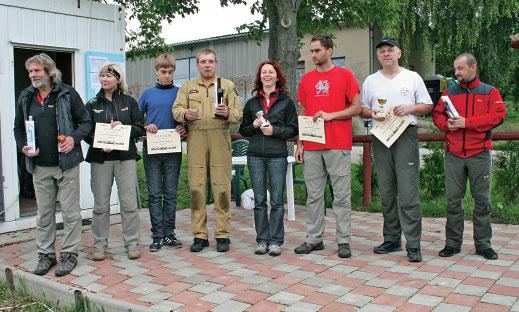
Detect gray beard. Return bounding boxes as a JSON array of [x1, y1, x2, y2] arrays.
[[32, 77, 49, 89]]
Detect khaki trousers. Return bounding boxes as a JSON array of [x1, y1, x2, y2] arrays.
[[91, 160, 140, 251], [33, 165, 82, 255], [187, 129, 232, 239]]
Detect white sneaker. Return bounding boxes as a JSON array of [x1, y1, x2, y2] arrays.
[[268, 244, 282, 256], [254, 243, 268, 255]]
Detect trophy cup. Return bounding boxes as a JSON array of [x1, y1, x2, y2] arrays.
[[377, 98, 388, 117], [255, 111, 270, 127], [214, 77, 226, 119]]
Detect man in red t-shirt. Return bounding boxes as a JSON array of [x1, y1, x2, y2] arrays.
[[294, 35, 361, 258]]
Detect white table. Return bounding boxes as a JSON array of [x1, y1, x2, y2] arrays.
[[231, 156, 296, 221]]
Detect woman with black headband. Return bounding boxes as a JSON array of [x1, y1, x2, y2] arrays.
[[84, 63, 145, 261]]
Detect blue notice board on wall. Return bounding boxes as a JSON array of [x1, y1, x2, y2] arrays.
[[85, 51, 125, 101]]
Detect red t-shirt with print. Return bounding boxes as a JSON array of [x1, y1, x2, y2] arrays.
[[297, 66, 360, 150]]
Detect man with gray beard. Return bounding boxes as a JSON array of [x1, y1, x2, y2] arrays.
[[14, 53, 91, 276]]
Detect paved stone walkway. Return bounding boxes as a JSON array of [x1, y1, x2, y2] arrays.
[[1, 206, 519, 312]]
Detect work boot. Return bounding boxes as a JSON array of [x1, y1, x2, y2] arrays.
[[476, 248, 498, 260], [294, 241, 324, 254], [216, 238, 230, 252], [55, 252, 78, 277], [127, 249, 141, 260], [190, 238, 209, 252], [439, 246, 461, 257], [338, 243, 352, 258], [34, 254, 57, 275]]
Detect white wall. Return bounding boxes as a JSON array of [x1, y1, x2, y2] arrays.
[[0, 0, 125, 231]]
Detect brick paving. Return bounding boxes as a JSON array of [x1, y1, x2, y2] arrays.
[[1, 205, 518, 311]]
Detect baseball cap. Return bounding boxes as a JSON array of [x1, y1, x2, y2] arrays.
[[376, 38, 400, 49]]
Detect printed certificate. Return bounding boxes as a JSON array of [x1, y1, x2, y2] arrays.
[[298, 116, 325, 144], [146, 129, 181, 154], [93, 122, 131, 151], [370, 110, 410, 148]]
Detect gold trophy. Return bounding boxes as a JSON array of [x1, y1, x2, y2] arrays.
[[377, 98, 388, 117]]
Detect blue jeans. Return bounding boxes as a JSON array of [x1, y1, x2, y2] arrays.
[[143, 149, 182, 239], [247, 156, 287, 245]]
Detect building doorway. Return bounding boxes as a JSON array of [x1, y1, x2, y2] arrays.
[[12, 47, 74, 217]]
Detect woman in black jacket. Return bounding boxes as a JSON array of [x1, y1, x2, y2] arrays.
[[239, 61, 298, 256], [85, 64, 145, 261]]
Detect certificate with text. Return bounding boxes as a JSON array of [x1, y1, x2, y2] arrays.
[[146, 129, 182, 154], [298, 116, 325, 144], [370, 110, 410, 148], [93, 122, 131, 151]]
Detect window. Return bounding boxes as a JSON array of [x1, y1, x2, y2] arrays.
[[332, 57, 346, 68], [175, 57, 197, 87]]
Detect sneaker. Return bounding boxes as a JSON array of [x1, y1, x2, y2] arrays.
[[476, 248, 498, 260], [254, 242, 268, 255], [338, 243, 352, 258], [407, 248, 422, 262], [190, 238, 209, 252], [34, 254, 57, 275], [294, 241, 324, 254], [373, 241, 402, 254], [149, 238, 163, 252], [127, 249, 141, 260], [163, 234, 183, 248], [55, 252, 78, 277], [439, 246, 461, 257], [268, 244, 282, 257], [92, 250, 106, 261], [216, 238, 230, 252]]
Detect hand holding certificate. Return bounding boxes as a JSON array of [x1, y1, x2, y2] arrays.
[[93, 122, 132, 151], [298, 116, 325, 144], [370, 109, 410, 148], [146, 129, 182, 154]]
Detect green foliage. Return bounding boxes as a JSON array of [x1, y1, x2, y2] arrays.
[[492, 141, 519, 204], [420, 142, 446, 199]]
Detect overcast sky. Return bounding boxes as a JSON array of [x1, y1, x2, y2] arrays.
[[160, 0, 261, 44]]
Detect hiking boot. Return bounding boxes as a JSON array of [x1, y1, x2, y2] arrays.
[[338, 243, 352, 258], [268, 244, 282, 257], [92, 250, 106, 261], [149, 238, 163, 252], [373, 241, 402, 254], [163, 234, 183, 248], [294, 241, 324, 254], [34, 254, 57, 275], [254, 242, 268, 255], [127, 249, 141, 260], [55, 253, 78, 277], [439, 246, 461, 257], [407, 248, 422, 262], [476, 248, 498, 260], [190, 238, 209, 252], [216, 238, 230, 252]]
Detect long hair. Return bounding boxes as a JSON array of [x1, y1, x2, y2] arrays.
[[99, 63, 128, 93], [252, 61, 288, 95], [25, 53, 62, 85]]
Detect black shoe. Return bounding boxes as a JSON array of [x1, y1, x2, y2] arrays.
[[149, 238, 163, 252], [338, 243, 351, 258], [34, 254, 57, 275], [407, 248, 422, 262], [216, 238, 230, 252], [439, 246, 461, 257], [55, 253, 78, 277], [373, 241, 402, 254], [476, 248, 498, 260], [294, 241, 324, 254], [190, 238, 209, 252], [163, 234, 183, 248]]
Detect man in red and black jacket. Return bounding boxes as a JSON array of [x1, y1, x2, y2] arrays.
[[433, 52, 506, 260]]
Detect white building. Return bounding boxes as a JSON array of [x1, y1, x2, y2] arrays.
[[0, 0, 125, 232]]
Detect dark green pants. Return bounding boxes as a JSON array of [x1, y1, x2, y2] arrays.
[[373, 126, 422, 249], [444, 151, 492, 250]]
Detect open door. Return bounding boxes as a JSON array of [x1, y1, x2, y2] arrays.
[[13, 47, 74, 217]]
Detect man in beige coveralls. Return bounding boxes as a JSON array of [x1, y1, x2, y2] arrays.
[[173, 49, 242, 253]]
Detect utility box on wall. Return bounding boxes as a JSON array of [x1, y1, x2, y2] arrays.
[[0, 0, 125, 233]]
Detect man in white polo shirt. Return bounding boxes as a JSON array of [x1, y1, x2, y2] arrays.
[[360, 38, 433, 262]]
